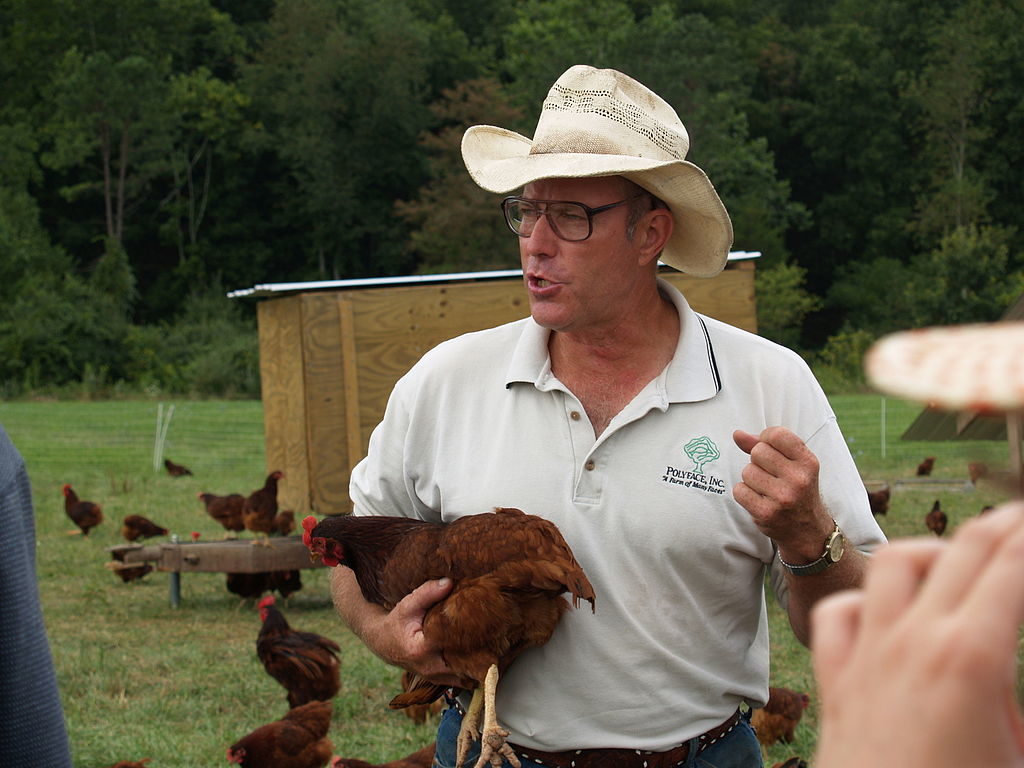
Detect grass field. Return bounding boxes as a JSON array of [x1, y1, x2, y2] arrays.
[[1, 396, 1017, 768]]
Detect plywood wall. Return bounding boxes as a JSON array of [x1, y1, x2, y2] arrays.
[[259, 263, 757, 515]]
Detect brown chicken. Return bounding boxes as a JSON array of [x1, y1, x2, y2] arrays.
[[164, 458, 193, 477], [925, 499, 948, 536], [105, 761, 152, 768], [967, 461, 989, 485], [865, 483, 890, 516], [399, 670, 443, 725], [198, 491, 246, 533], [228, 570, 304, 602], [62, 484, 103, 535], [303, 507, 596, 768], [273, 509, 297, 536], [771, 759, 808, 768], [120, 514, 169, 542], [226, 699, 333, 768], [916, 456, 936, 476], [331, 744, 435, 768], [257, 595, 341, 708], [243, 471, 285, 542], [106, 547, 155, 582], [104, 560, 154, 583], [751, 686, 810, 746]]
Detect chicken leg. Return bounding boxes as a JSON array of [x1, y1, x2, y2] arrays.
[[456, 664, 520, 768], [455, 685, 483, 768]]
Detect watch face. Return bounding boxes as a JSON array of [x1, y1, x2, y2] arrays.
[[828, 532, 846, 562]]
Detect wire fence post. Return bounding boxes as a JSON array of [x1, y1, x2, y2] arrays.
[[153, 403, 175, 472], [880, 396, 887, 459], [153, 403, 163, 472]]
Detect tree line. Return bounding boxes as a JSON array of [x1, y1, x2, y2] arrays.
[[1, 0, 1021, 396]]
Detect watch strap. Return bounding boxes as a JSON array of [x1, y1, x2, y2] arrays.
[[778, 522, 844, 576]]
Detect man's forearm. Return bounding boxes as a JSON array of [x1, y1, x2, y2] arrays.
[[784, 548, 869, 646], [329, 566, 393, 658]]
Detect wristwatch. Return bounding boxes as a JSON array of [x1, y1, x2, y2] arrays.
[[778, 521, 846, 576]]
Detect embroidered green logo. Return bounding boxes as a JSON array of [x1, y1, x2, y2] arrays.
[[684, 436, 720, 473]]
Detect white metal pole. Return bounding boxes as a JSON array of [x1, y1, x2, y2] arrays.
[[881, 397, 887, 459]]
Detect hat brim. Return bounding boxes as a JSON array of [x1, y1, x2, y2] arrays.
[[462, 125, 733, 277]]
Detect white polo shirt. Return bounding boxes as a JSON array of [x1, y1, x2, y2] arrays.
[[350, 279, 885, 752]]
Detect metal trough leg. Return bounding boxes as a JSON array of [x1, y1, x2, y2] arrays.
[[169, 571, 181, 608]]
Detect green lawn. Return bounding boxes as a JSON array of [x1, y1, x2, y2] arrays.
[[1, 397, 1016, 767]]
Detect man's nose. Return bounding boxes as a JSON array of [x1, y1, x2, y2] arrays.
[[525, 210, 560, 245]]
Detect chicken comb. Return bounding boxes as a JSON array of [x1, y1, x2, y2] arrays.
[[301, 515, 318, 548], [257, 594, 275, 610]]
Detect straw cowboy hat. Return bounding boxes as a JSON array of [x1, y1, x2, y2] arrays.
[[461, 64, 733, 277]]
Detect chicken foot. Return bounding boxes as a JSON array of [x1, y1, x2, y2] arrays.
[[455, 685, 483, 768], [466, 664, 520, 768]]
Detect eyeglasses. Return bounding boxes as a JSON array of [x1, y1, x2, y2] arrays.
[[501, 195, 638, 242]]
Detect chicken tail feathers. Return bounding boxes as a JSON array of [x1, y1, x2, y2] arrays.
[[387, 674, 446, 710]]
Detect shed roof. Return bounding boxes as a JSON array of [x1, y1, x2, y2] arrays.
[[227, 251, 762, 299]]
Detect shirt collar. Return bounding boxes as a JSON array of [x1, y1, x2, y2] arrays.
[[505, 278, 722, 403]]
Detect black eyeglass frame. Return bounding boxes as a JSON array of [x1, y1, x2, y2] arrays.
[[500, 195, 641, 242]]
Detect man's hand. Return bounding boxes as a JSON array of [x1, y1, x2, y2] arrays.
[[383, 578, 466, 685], [330, 569, 465, 686], [733, 427, 832, 559]]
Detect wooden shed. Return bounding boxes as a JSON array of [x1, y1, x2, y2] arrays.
[[230, 255, 760, 515]]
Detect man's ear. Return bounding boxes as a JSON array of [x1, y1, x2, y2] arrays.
[[637, 207, 674, 265]]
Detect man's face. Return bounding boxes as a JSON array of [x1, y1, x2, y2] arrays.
[[518, 176, 649, 335]]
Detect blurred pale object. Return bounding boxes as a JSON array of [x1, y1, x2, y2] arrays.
[[864, 322, 1024, 412]]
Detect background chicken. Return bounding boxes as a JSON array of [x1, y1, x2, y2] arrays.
[[256, 594, 341, 708], [62, 483, 103, 535], [273, 509, 296, 536], [916, 456, 935, 476], [967, 460, 989, 485], [331, 743, 435, 768], [105, 761, 152, 768], [925, 499, 948, 536], [865, 483, 890, 516], [770, 759, 808, 768], [303, 507, 595, 768], [228, 570, 303, 604], [120, 514, 169, 542], [164, 458, 193, 477], [105, 547, 155, 582], [104, 560, 154, 583], [243, 470, 285, 542], [226, 699, 333, 768], [751, 686, 810, 746], [198, 491, 246, 533]]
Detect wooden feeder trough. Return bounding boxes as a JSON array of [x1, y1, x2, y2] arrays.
[[106, 536, 326, 608]]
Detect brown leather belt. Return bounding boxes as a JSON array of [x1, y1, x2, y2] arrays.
[[505, 709, 743, 768]]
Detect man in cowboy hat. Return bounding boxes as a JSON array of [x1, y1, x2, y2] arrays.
[[331, 65, 885, 768]]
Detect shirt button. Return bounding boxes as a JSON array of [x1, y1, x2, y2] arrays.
[[585, 460, 595, 471], [570, 410, 581, 421]]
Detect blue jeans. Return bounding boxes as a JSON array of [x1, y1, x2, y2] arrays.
[[432, 706, 763, 768]]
